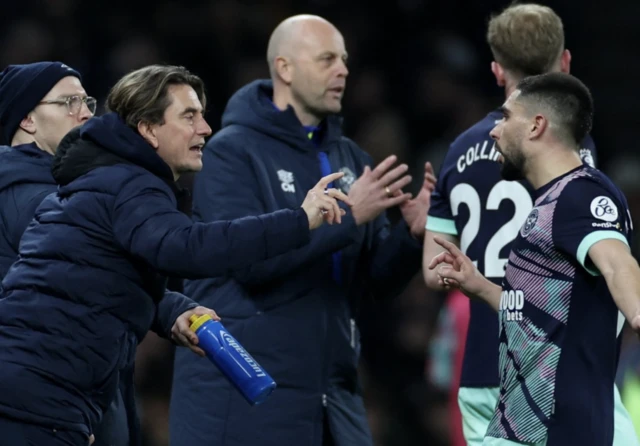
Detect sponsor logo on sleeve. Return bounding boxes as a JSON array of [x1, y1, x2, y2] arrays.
[[591, 221, 621, 230], [590, 196, 618, 222]]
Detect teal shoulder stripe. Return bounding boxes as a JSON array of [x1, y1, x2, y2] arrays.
[[426, 216, 458, 236], [576, 230, 629, 276]]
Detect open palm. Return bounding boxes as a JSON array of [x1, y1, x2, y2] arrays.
[[400, 162, 437, 239]]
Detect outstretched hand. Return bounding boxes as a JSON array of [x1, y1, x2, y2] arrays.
[[399, 161, 437, 239], [348, 155, 413, 225], [428, 236, 491, 299]]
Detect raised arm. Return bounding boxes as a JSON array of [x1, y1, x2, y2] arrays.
[[588, 239, 640, 331], [113, 171, 312, 279]]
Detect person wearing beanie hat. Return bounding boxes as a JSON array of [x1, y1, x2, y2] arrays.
[[0, 61, 95, 276], [0, 62, 128, 446], [0, 61, 95, 150]]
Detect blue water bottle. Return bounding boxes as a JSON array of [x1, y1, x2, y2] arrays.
[[189, 314, 277, 405]]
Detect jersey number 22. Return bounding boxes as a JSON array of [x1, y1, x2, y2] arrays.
[[450, 181, 532, 278]]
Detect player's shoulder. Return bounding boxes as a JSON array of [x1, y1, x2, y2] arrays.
[[438, 110, 503, 178], [553, 166, 627, 212], [448, 109, 503, 153], [555, 167, 631, 234], [568, 166, 620, 194]]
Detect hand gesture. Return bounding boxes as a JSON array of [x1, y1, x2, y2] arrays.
[[399, 161, 437, 239], [301, 172, 353, 230], [171, 306, 221, 357], [348, 155, 413, 225], [427, 236, 491, 299]]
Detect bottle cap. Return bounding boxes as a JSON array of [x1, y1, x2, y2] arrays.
[[189, 314, 213, 332]]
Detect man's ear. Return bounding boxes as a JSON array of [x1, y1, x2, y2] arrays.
[[137, 121, 159, 149], [529, 114, 548, 140], [491, 61, 506, 87], [18, 113, 37, 136], [560, 49, 571, 74], [275, 56, 294, 84]]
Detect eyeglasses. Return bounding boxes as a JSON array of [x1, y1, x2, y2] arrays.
[[38, 95, 97, 116]]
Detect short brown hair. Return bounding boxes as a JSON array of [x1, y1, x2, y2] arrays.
[[106, 64, 206, 129], [487, 3, 564, 77]]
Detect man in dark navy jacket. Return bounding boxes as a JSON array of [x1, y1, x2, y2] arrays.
[[0, 62, 95, 278], [0, 61, 131, 446], [0, 64, 348, 446], [169, 15, 436, 446]]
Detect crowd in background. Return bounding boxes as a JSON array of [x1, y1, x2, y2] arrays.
[[3, 0, 640, 444]]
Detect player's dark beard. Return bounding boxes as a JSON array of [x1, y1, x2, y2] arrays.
[[499, 146, 526, 181]]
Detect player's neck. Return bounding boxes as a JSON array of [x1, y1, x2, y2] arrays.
[[504, 85, 516, 99], [526, 147, 583, 189], [503, 77, 520, 99]]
